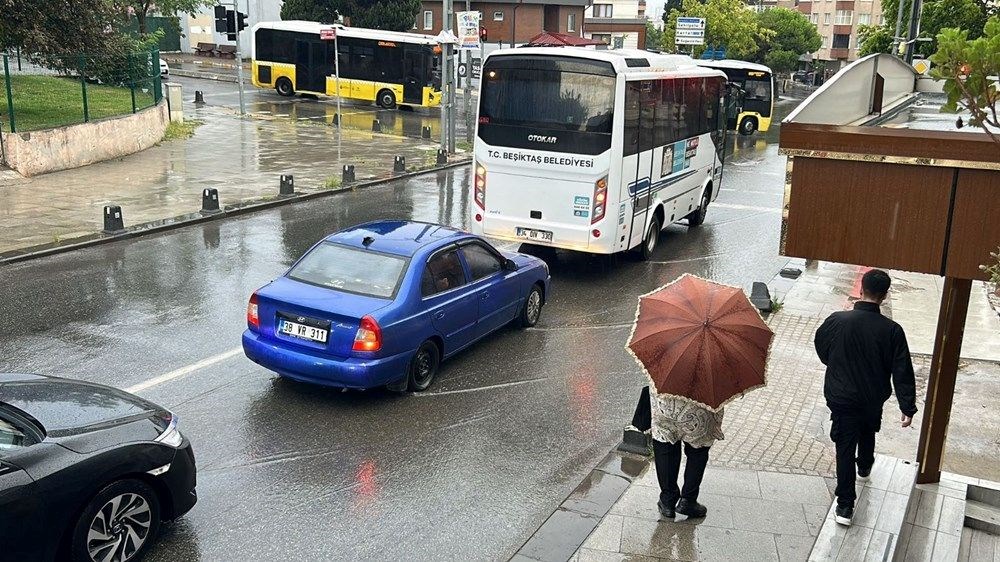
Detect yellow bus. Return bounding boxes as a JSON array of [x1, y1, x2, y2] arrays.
[[696, 60, 774, 135], [251, 21, 442, 109]]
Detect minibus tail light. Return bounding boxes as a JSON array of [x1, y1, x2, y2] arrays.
[[592, 176, 608, 224], [474, 163, 487, 210]]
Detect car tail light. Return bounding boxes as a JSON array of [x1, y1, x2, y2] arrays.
[[247, 292, 259, 329], [592, 229, 601, 238], [474, 163, 487, 210], [592, 176, 608, 224], [353, 315, 382, 352]]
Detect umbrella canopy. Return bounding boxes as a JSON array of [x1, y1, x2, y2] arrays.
[[626, 274, 774, 411]]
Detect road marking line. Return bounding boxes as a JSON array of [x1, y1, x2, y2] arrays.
[[126, 347, 243, 394], [415, 377, 547, 397], [712, 203, 781, 213]]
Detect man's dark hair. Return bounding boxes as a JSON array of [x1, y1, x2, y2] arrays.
[[861, 269, 891, 299]]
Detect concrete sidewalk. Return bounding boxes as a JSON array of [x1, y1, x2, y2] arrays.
[[513, 260, 1000, 561], [0, 92, 454, 257]]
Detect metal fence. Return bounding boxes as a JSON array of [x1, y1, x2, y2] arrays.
[[1, 48, 162, 133]]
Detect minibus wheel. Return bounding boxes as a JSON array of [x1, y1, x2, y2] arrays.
[[638, 216, 661, 261]]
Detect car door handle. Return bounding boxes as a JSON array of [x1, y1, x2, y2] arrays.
[[434, 311, 445, 320]]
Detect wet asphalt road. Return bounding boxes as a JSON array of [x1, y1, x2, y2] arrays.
[[0, 95, 798, 561]]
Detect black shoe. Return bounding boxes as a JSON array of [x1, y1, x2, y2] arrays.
[[857, 467, 871, 482], [675, 499, 708, 518], [835, 505, 854, 526], [657, 500, 676, 518]]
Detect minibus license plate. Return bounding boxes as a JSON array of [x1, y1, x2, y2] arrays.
[[516, 227, 553, 242]]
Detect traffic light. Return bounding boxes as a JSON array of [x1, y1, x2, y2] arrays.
[[480, 26, 487, 42], [237, 11, 248, 31], [214, 5, 228, 33], [226, 10, 236, 40]]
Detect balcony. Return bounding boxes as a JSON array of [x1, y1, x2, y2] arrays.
[[829, 48, 850, 59], [833, 24, 853, 35], [835, 1, 854, 9], [797, 1, 812, 12]]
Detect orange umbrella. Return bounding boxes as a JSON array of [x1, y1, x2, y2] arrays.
[[626, 274, 773, 411]]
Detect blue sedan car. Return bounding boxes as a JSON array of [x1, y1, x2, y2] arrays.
[[242, 221, 550, 391]]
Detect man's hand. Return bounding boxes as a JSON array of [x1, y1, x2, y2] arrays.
[[901, 414, 913, 428]]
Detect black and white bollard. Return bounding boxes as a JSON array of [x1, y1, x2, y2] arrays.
[[201, 188, 221, 214], [332, 113, 340, 126], [371, 119, 381, 133], [194, 90, 205, 104], [421, 126, 431, 139], [279, 174, 294, 197], [393, 156, 405, 173], [436, 149, 447, 165], [342, 164, 355, 183], [103, 205, 125, 234]]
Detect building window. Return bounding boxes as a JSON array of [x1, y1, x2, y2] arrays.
[[834, 10, 853, 24], [858, 13, 870, 25], [592, 33, 612, 44], [824, 13, 831, 24], [493, 10, 504, 21], [832, 33, 850, 48], [423, 10, 433, 30], [821, 35, 828, 48], [593, 4, 613, 17], [568, 13, 577, 32], [810, 13, 819, 23]]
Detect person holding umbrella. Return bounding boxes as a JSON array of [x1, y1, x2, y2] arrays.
[[627, 274, 774, 520]]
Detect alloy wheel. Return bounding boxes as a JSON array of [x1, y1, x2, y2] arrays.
[[87, 493, 152, 562], [526, 290, 542, 324]]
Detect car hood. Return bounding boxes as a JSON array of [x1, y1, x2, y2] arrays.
[[0, 373, 167, 437]]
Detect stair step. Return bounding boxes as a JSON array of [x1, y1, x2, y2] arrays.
[[965, 500, 1000, 535]]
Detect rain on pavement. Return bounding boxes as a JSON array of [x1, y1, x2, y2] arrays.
[[0, 87, 802, 560]]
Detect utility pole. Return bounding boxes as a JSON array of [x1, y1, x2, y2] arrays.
[[891, 0, 909, 58], [216, 2, 248, 115], [903, 0, 923, 63], [464, 0, 473, 145], [234, 2, 246, 116], [440, 0, 457, 153]]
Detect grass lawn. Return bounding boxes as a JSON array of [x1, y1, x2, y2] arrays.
[[1, 75, 156, 132]]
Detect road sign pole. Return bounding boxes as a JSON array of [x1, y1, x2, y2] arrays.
[[334, 31, 341, 131]]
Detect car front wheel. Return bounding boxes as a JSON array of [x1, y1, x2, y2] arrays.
[[71, 479, 161, 562], [408, 341, 440, 391], [519, 285, 544, 328]]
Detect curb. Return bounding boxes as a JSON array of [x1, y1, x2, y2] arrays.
[[0, 158, 471, 266], [167, 69, 237, 83], [511, 449, 649, 562]]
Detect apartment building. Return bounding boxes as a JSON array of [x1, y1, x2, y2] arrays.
[[582, 0, 648, 49], [416, 0, 589, 48], [793, 0, 884, 69]]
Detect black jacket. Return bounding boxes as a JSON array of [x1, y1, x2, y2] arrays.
[[815, 301, 918, 423]]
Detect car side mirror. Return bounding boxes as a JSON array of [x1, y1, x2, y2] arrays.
[[504, 258, 518, 272]]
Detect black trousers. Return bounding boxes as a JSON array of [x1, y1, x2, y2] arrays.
[[653, 439, 710, 506], [830, 410, 877, 508]]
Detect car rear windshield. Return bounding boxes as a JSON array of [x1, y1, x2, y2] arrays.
[[288, 243, 407, 299]]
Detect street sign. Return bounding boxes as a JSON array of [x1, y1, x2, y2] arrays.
[[676, 17, 706, 29], [471, 56, 481, 79], [675, 29, 705, 37], [675, 37, 705, 45], [458, 62, 468, 78], [320, 27, 336, 40], [456, 11, 482, 50]]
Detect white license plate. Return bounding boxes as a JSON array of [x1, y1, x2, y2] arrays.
[[516, 227, 553, 242], [280, 320, 328, 343]]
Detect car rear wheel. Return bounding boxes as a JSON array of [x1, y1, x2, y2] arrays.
[[71, 479, 161, 562], [519, 286, 544, 328], [408, 341, 440, 391]]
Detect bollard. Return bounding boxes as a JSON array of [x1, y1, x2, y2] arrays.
[[393, 156, 405, 173], [436, 149, 447, 165], [102, 205, 125, 234], [201, 188, 221, 214], [194, 90, 205, 104], [342, 164, 356, 183], [421, 126, 431, 139], [279, 174, 294, 197], [372, 119, 381, 132], [332, 113, 339, 126]]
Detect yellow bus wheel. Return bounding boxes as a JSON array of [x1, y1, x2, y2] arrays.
[[738, 117, 757, 136], [276, 77, 294, 97], [377, 89, 397, 109]]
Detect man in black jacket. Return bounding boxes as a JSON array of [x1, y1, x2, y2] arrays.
[[814, 269, 918, 526]]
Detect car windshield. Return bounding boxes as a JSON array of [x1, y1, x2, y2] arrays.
[[287, 243, 407, 299]]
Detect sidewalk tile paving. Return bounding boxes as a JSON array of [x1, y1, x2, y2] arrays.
[[527, 260, 1000, 562], [0, 97, 449, 255]]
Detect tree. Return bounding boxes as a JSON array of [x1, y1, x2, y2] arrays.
[[646, 22, 666, 50], [858, 23, 895, 56], [930, 16, 1000, 145], [0, 0, 122, 54], [351, 0, 423, 31], [753, 8, 821, 72], [918, 0, 987, 56], [281, 0, 349, 23], [115, 0, 214, 35], [662, 0, 771, 59]]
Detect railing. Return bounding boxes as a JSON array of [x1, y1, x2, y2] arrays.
[[1, 48, 162, 133]]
